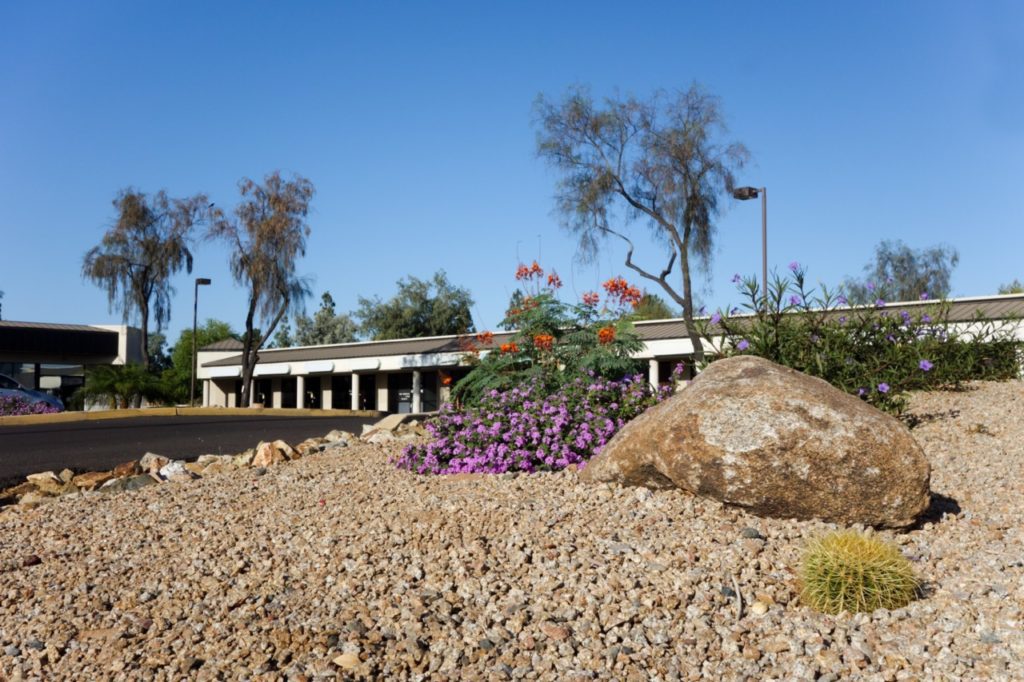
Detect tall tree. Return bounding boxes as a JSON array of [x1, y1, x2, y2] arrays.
[[294, 291, 358, 345], [998, 279, 1023, 295], [269, 321, 294, 349], [630, 293, 679, 321], [208, 171, 314, 407], [82, 189, 209, 367], [355, 270, 475, 340], [147, 332, 172, 372], [535, 85, 749, 361], [162, 319, 238, 403], [842, 240, 959, 304]]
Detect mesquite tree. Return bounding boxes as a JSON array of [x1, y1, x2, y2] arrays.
[[83, 189, 210, 368], [535, 85, 749, 361], [209, 171, 314, 407]]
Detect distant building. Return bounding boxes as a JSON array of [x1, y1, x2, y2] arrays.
[[0, 321, 143, 407], [199, 294, 1024, 414]]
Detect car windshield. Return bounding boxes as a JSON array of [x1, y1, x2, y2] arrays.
[[0, 375, 21, 390]]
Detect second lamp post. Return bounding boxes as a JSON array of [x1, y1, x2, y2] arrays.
[[733, 186, 767, 305]]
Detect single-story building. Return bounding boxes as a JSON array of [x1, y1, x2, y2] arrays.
[[0, 321, 143, 407], [199, 293, 1024, 414]]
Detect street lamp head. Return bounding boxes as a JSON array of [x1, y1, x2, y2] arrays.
[[196, 278, 212, 286], [732, 186, 760, 201]]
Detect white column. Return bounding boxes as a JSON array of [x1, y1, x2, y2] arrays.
[[322, 376, 332, 410], [351, 373, 360, 411], [272, 378, 282, 409], [649, 359, 659, 391], [250, 380, 257, 407], [412, 370, 422, 414], [296, 375, 305, 409]]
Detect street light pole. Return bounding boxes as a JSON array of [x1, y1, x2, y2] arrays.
[[732, 186, 768, 308], [760, 187, 767, 305], [190, 277, 212, 407]]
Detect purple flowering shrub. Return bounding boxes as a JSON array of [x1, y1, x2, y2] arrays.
[[394, 370, 680, 475], [0, 396, 61, 416], [699, 265, 1020, 414]]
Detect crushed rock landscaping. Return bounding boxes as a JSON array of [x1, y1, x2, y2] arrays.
[[0, 382, 1021, 679]]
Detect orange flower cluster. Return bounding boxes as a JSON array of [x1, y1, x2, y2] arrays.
[[440, 372, 453, 386], [508, 296, 540, 318], [597, 326, 616, 345], [515, 261, 544, 281], [546, 272, 562, 289], [459, 330, 495, 356], [602, 277, 643, 308], [533, 334, 554, 351], [499, 342, 520, 354], [581, 291, 600, 307]]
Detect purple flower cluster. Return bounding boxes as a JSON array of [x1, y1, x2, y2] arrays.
[[0, 396, 61, 416], [394, 373, 677, 475]]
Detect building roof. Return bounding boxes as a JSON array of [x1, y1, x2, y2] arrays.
[[0, 320, 115, 333], [200, 338, 245, 351], [203, 293, 1024, 368]]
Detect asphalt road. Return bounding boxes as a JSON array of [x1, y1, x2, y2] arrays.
[[0, 414, 377, 485]]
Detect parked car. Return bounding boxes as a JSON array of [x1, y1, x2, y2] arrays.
[[0, 373, 65, 411]]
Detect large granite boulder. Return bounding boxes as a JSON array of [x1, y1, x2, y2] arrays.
[[581, 355, 931, 527]]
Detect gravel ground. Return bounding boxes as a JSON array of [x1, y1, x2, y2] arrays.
[[0, 381, 1021, 680]]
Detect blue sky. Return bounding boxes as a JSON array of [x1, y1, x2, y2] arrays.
[[1, 1, 1022, 343]]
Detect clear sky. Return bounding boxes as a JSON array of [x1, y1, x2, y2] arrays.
[[2, 1, 1022, 344]]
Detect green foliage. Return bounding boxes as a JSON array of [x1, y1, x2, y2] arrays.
[[998, 279, 1024, 295], [294, 292, 358, 345], [452, 264, 646, 406], [630, 293, 679, 321], [161, 319, 238, 404], [701, 266, 1021, 414], [355, 270, 474, 340], [78, 364, 167, 410], [842, 240, 958, 304], [147, 332, 172, 372], [269, 321, 293, 349], [800, 530, 918, 615]]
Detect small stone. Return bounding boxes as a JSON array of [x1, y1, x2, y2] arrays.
[[26, 471, 64, 494], [4, 644, 20, 657], [539, 622, 570, 641], [72, 470, 113, 490], [252, 440, 295, 468], [253, 467, 267, 477], [740, 527, 763, 539], [21, 555, 41, 567], [720, 585, 737, 598], [139, 591, 155, 603], [750, 600, 769, 615], [158, 460, 196, 483], [112, 460, 141, 477], [139, 452, 170, 474], [478, 638, 495, 650], [58, 468, 74, 483], [333, 652, 360, 669], [25, 639, 44, 651]]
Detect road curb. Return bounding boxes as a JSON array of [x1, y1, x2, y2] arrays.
[[0, 407, 383, 427]]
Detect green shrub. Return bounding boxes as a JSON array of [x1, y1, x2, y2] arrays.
[[76, 364, 168, 409], [451, 263, 648, 406], [699, 265, 1021, 413], [799, 530, 918, 614]]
